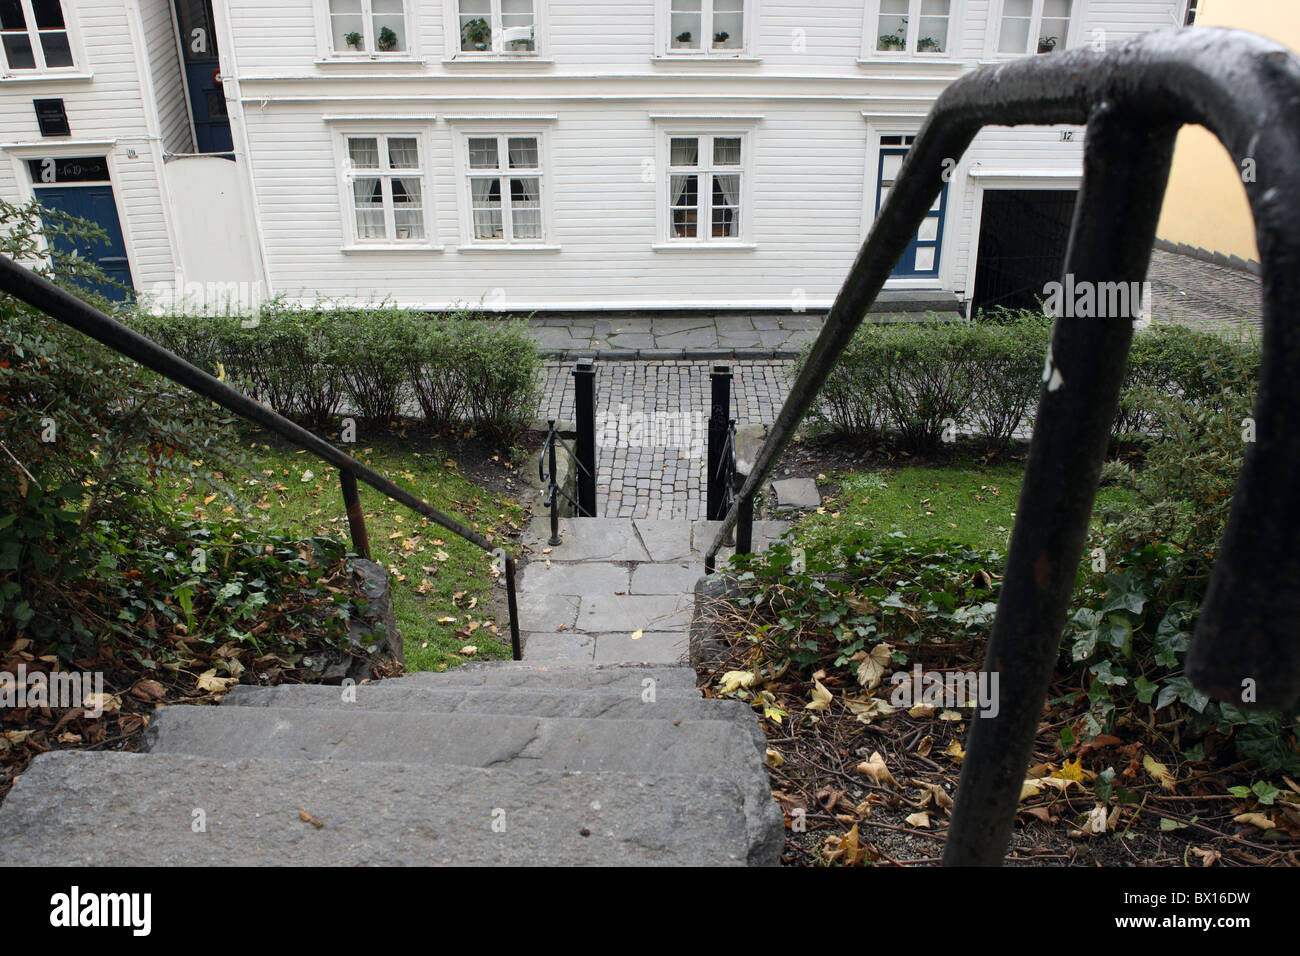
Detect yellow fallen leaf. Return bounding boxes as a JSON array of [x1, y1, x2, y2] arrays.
[[805, 679, 833, 712], [905, 811, 931, 829], [630, 629, 644, 641], [943, 740, 965, 762], [718, 671, 755, 694], [856, 751, 899, 787], [765, 748, 784, 769], [1020, 780, 1043, 801], [939, 709, 963, 721], [1233, 812, 1276, 830], [460, 645, 478, 656], [196, 670, 238, 694], [822, 824, 869, 866], [1054, 758, 1085, 782], [1143, 754, 1176, 791]]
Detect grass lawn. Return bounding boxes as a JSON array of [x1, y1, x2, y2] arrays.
[[161, 429, 527, 673], [792, 460, 1136, 554]]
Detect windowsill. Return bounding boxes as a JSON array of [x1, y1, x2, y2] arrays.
[[441, 55, 553, 66], [0, 70, 92, 84], [856, 56, 963, 69], [651, 54, 761, 64], [652, 241, 757, 252], [341, 243, 444, 253], [315, 55, 425, 67], [457, 243, 561, 252]]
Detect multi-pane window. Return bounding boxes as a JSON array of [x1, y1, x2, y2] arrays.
[[345, 135, 427, 242], [466, 134, 544, 242], [669, 0, 744, 53], [458, 0, 535, 53], [1184, 0, 1198, 26], [0, 0, 73, 71], [876, 135, 946, 277], [997, 0, 1072, 55], [329, 0, 407, 54], [667, 135, 743, 241], [874, 0, 952, 54]]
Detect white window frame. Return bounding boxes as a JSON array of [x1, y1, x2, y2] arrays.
[[652, 120, 758, 249], [861, 0, 961, 59], [0, 0, 82, 76], [329, 124, 439, 251], [985, 0, 1084, 58], [316, 0, 418, 60], [443, 0, 548, 59], [448, 120, 557, 250], [654, 0, 755, 58]]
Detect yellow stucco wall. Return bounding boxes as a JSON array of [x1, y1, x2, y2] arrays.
[[1156, 1, 1300, 262]]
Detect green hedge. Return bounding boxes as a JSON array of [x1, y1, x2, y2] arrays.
[[132, 302, 542, 441], [807, 313, 1260, 451]]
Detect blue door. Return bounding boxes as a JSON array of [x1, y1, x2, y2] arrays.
[[875, 141, 948, 279], [175, 0, 233, 154], [34, 185, 134, 303]]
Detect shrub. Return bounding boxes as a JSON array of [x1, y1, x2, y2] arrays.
[[328, 306, 418, 424], [808, 312, 1260, 452], [454, 316, 543, 441]]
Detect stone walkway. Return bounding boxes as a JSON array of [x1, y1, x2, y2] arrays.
[[516, 516, 788, 664], [541, 360, 794, 520]]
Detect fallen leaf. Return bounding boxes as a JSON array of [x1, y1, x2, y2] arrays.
[[765, 748, 784, 769], [1234, 812, 1276, 830], [718, 671, 755, 694], [845, 695, 898, 723], [299, 810, 324, 829], [1143, 754, 1176, 791], [805, 679, 833, 711], [821, 824, 870, 866], [630, 629, 644, 641], [855, 642, 892, 690], [856, 751, 899, 788], [942, 740, 965, 763], [905, 811, 931, 829], [196, 670, 238, 694]]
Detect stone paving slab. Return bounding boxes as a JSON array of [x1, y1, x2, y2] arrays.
[[516, 592, 581, 631], [522, 517, 649, 561], [630, 562, 706, 595], [518, 561, 630, 595], [772, 477, 822, 511], [0, 751, 751, 866], [520, 632, 596, 661], [593, 631, 689, 664], [576, 593, 692, 633]]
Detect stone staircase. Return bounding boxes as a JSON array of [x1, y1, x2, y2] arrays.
[[0, 662, 785, 866], [0, 516, 791, 866]]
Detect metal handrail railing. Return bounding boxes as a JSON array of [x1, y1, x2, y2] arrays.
[[703, 27, 1300, 865], [0, 254, 522, 660], [538, 417, 594, 546]]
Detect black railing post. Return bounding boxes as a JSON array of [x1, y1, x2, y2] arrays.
[[707, 365, 732, 521], [504, 554, 522, 661], [572, 361, 597, 517], [736, 490, 754, 557], [546, 419, 561, 546], [339, 468, 371, 560]]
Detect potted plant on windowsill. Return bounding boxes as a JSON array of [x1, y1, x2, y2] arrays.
[[377, 26, 399, 52], [675, 30, 692, 45], [461, 17, 491, 51], [713, 30, 730, 44], [878, 18, 907, 51], [1037, 35, 1058, 53], [344, 31, 363, 52], [917, 35, 942, 52]]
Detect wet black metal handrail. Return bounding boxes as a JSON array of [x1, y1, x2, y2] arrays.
[[0, 254, 523, 661], [538, 417, 593, 546], [703, 27, 1300, 865]]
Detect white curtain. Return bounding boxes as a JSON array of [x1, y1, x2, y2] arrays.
[[511, 177, 541, 239], [471, 178, 502, 239]]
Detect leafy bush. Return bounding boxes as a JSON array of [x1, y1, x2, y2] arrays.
[[0, 199, 246, 652], [134, 304, 542, 441], [807, 312, 1259, 453]]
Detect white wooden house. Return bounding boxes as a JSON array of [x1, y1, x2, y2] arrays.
[[2, 1, 1197, 314]]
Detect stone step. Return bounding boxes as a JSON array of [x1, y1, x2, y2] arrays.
[[0, 750, 751, 866], [222, 681, 746, 725], [144, 705, 782, 866], [401, 661, 699, 693]]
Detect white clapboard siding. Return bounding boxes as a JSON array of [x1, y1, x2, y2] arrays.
[[139, 0, 194, 156], [0, 1, 179, 289], [221, 0, 1183, 308]]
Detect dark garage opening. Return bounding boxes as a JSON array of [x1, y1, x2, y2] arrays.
[[972, 188, 1078, 314]]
